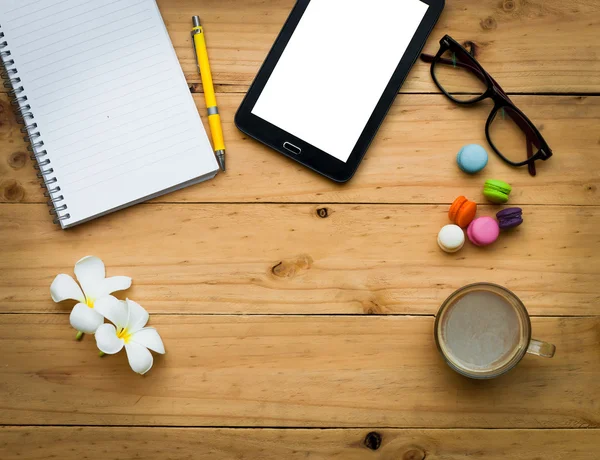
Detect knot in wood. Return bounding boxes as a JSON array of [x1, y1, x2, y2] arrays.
[[271, 254, 313, 278], [503, 0, 515, 11], [363, 432, 382, 450], [403, 448, 426, 460], [1, 179, 25, 202], [8, 151, 27, 170], [316, 207, 329, 218], [189, 83, 202, 93], [480, 16, 497, 30]]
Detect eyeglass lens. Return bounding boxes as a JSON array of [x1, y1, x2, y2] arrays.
[[433, 49, 487, 102], [488, 106, 540, 165]]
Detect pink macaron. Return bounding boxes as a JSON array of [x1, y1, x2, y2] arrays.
[[467, 217, 500, 246]]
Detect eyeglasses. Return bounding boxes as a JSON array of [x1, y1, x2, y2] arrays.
[[420, 35, 552, 176]]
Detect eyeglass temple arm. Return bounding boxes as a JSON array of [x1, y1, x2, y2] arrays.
[[420, 53, 481, 75], [527, 134, 537, 176], [421, 53, 514, 98], [421, 52, 541, 154], [421, 53, 490, 86]]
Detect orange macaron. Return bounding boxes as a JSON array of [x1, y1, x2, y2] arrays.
[[449, 196, 477, 228]]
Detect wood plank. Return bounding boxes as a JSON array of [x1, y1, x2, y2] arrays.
[[0, 315, 597, 427], [2, 0, 599, 94], [1, 93, 599, 205], [163, 0, 600, 93], [1, 427, 598, 460], [0, 203, 597, 316]]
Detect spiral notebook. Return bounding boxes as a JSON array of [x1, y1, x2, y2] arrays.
[[0, 0, 219, 228]]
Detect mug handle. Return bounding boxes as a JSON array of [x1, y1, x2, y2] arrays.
[[527, 339, 556, 358]]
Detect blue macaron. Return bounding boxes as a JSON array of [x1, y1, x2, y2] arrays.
[[456, 144, 489, 174]]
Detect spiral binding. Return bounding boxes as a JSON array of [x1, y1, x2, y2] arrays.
[[0, 28, 70, 224]]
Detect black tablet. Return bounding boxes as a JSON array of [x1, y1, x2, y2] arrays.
[[235, 0, 445, 182]]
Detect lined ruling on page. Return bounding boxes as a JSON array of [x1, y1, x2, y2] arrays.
[[0, 0, 217, 225]]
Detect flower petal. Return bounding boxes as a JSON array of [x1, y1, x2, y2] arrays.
[[126, 299, 149, 333], [96, 276, 132, 298], [70, 303, 104, 333], [95, 323, 125, 355], [125, 342, 153, 375], [131, 328, 165, 354], [74, 256, 105, 298], [94, 296, 127, 329], [50, 274, 85, 303]]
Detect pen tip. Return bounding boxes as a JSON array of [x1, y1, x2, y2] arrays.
[[216, 151, 226, 172], [192, 16, 201, 27]]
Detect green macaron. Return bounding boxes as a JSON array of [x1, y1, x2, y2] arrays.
[[483, 179, 512, 204]]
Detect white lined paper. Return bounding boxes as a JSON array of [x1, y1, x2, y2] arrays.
[[18, 6, 149, 52], [0, 0, 218, 228], [58, 118, 191, 177]]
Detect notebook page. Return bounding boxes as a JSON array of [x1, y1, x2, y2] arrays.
[[0, 0, 218, 226]]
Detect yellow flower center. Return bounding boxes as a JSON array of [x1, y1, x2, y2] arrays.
[[117, 328, 133, 343], [85, 297, 94, 308]]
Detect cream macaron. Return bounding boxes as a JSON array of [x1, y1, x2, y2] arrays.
[[437, 224, 465, 253]]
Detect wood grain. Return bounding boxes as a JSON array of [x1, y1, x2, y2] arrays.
[[1, 0, 598, 455], [1, 93, 598, 205], [0, 203, 598, 316], [2, 0, 599, 95], [0, 315, 598, 428], [152, 0, 600, 93], [1, 427, 598, 460], [164, 0, 600, 93]]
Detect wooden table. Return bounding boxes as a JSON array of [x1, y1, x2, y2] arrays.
[[1, 1, 599, 458]]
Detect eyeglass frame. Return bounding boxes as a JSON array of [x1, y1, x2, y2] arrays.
[[420, 35, 553, 176]]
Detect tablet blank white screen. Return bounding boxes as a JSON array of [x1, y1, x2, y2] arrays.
[[251, 0, 429, 163]]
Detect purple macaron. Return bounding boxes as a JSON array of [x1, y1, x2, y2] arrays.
[[496, 207, 523, 230]]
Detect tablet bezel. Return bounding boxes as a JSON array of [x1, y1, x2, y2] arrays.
[[235, 0, 445, 182]]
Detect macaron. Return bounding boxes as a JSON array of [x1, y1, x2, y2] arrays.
[[437, 224, 465, 253], [467, 217, 500, 246], [456, 144, 488, 174], [448, 196, 477, 228], [496, 207, 523, 230], [483, 179, 512, 204]]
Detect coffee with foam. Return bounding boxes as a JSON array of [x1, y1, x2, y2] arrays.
[[435, 284, 555, 379], [439, 290, 525, 373]]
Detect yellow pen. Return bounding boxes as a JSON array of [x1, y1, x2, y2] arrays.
[[192, 16, 226, 171]]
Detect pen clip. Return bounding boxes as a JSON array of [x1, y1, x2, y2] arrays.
[[191, 30, 201, 75]]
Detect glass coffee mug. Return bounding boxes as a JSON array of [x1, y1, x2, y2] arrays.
[[434, 283, 556, 379]]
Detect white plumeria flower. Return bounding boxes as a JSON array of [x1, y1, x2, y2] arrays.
[[50, 256, 132, 334], [94, 297, 165, 375]]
